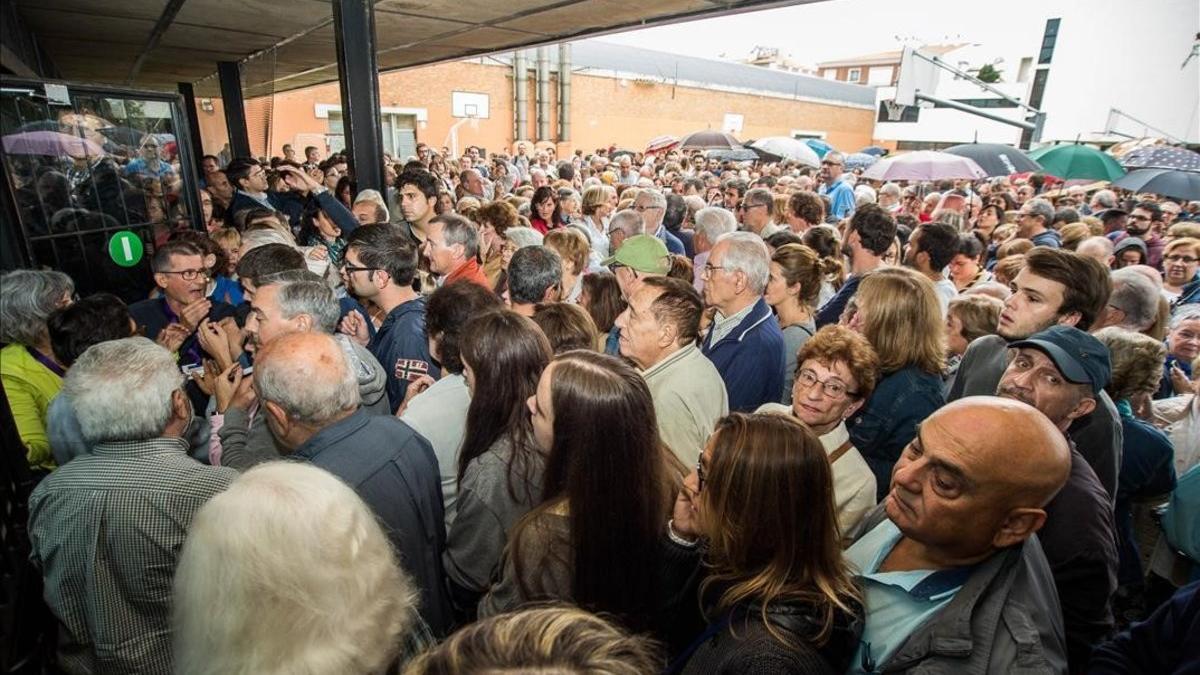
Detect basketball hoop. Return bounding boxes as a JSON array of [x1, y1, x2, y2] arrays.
[[883, 100, 908, 122]]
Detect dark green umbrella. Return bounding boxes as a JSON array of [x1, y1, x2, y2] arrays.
[[1028, 144, 1126, 181]]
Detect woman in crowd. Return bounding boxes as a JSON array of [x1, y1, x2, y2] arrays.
[[579, 272, 626, 351], [948, 233, 991, 292], [448, 311, 554, 620], [1161, 237, 1200, 301], [476, 200, 521, 288], [0, 270, 75, 471], [558, 190, 582, 224], [494, 226, 544, 298], [802, 225, 845, 303], [755, 326, 880, 534], [209, 228, 242, 280], [173, 462, 429, 675], [529, 186, 561, 234], [479, 351, 675, 634], [404, 606, 663, 674], [1157, 304, 1200, 399], [666, 413, 863, 673], [335, 175, 356, 210], [973, 203, 1004, 259], [532, 303, 599, 354], [1092, 328, 1177, 596], [846, 267, 946, 499], [544, 228, 590, 303], [763, 244, 823, 404], [579, 185, 616, 261]]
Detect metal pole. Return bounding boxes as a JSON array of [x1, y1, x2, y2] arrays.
[[514, 50, 528, 142], [915, 93, 1037, 131], [217, 61, 251, 159], [333, 0, 383, 193], [177, 82, 206, 174], [916, 52, 1040, 115], [557, 43, 571, 143], [536, 47, 550, 142]]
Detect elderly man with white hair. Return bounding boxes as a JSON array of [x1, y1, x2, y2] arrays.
[[1092, 268, 1162, 333], [632, 188, 685, 254], [28, 337, 238, 674], [605, 208, 643, 254], [878, 182, 902, 213], [691, 206, 738, 292], [1077, 236, 1116, 268], [700, 232, 786, 411]]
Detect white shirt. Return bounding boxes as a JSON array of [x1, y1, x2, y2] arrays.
[[401, 374, 471, 526], [932, 277, 958, 316]]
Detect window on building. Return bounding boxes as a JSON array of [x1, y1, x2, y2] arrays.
[[1038, 18, 1061, 64], [326, 110, 417, 158], [937, 98, 1020, 109], [847, 68, 861, 83], [1017, 57, 1034, 83]]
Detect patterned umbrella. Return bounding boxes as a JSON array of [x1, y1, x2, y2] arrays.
[[844, 152, 879, 171], [679, 130, 742, 151], [705, 148, 759, 162], [1028, 144, 1126, 181], [805, 138, 834, 158], [644, 135, 679, 154], [862, 151, 987, 181], [1120, 146, 1200, 173], [1113, 169, 1200, 201], [944, 143, 1041, 177]]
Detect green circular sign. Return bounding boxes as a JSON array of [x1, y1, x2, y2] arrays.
[[108, 231, 144, 267]]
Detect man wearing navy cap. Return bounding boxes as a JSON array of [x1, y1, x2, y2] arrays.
[[996, 325, 1119, 673]]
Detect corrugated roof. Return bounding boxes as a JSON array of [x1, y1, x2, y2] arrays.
[[494, 40, 876, 108]]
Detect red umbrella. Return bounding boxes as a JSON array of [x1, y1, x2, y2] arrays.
[[644, 135, 679, 154], [3, 130, 106, 158]]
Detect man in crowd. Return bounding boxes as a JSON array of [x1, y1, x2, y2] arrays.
[[948, 247, 1120, 499], [1077, 236, 1116, 268], [818, 152, 856, 220], [253, 331, 451, 635], [845, 396, 1070, 673], [130, 240, 236, 369], [995, 325, 1119, 670], [692, 206, 738, 292], [1110, 201, 1166, 269], [616, 155, 638, 186], [904, 221, 959, 314], [606, 208, 644, 255], [215, 270, 388, 470], [303, 145, 321, 170], [507, 245, 562, 317], [1091, 268, 1161, 333], [739, 187, 784, 238], [204, 168, 234, 211], [722, 178, 748, 212], [460, 169, 487, 200], [395, 168, 438, 247], [615, 276, 728, 464], [224, 158, 294, 227], [816, 204, 897, 327], [339, 224, 438, 413], [632, 189, 685, 254], [1017, 198, 1062, 248], [700, 232, 785, 411], [423, 213, 490, 289], [784, 191, 825, 233], [878, 182, 902, 213], [29, 338, 238, 673]]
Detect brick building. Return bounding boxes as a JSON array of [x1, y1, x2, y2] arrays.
[[197, 41, 879, 161]]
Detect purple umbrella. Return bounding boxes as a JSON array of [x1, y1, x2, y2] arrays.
[[2, 130, 106, 158], [862, 150, 987, 181]]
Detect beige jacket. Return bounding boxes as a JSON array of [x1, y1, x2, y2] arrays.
[[642, 343, 729, 465]]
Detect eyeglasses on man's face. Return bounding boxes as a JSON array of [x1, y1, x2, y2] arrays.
[[160, 268, 210, 281], [341, 265, 379, 275]]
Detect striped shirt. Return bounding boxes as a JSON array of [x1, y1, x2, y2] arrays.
[[28, 437, 237, 675]]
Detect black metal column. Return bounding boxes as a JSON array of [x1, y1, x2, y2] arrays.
[[333, 0, 383, 193], [217, 61, 251, 159], [177, 82, 206, 172]]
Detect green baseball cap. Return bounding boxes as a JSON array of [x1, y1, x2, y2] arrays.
[[601, 234, 671, 274]]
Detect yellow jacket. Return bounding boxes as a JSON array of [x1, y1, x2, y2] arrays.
[[0, 343, 62, 469]]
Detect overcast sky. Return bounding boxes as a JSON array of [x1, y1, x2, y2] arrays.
[[589, 0, 1058, 66]]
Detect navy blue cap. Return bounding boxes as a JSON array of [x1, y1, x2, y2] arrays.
[[1009, 325, 1111, 395]]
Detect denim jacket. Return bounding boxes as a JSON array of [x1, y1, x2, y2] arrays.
[[847, 366, 945, 501]]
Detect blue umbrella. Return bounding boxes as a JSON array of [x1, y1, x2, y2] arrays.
[[844, 152, 879, 171], [805, 139, 834, 158], [858, 145, 887, 156]]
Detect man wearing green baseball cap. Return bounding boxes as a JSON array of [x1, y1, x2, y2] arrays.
[[600, 234, 670, 354]]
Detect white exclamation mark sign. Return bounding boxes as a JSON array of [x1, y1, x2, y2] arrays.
[[121, 236, 133, 264]]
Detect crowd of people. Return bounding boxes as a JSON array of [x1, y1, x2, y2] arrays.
[[4, 137, 1200, 674]]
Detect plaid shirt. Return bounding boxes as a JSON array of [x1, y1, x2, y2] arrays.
[[28, 437, 237, 675]]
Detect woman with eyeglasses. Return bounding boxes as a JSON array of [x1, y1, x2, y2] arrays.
[[479, 350, 678, 636], [665, 412, 863, 674], [1162, 238, 1200, 301]]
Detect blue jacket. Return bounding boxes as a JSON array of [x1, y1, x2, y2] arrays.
[[701, 297, 785, 412], [1089, 581, 1199, 674], [815, 275, 860, 328], [847, 365, 945, 499], [1115, 405, 1176, 585], [655, 225, 686, 256], [1030, 229, 1062, 248], [368, 297, 439, 413]]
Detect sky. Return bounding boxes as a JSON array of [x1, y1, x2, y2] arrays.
[[588, 0, 1058, 68]]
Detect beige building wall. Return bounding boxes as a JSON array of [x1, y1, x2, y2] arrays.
[[194, 60, 878, 160]]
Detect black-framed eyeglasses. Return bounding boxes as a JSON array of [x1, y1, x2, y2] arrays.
[[821, 160, 842, 167], [1128, 214, 1152, 222], [1165, 254, 1200, 264], [159, 269, 210, 281], [795, 368, 859, 400], [633, 204, 662, 212], [341, 265, 379, 275], [702, 263, 727, 278]]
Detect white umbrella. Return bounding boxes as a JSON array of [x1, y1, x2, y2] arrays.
[[749, 136, 821, 168], [862, 150, 988, 181]]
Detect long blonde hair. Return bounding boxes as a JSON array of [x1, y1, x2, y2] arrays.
[[855, 267, 946, 374]]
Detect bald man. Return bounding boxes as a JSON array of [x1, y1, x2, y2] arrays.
[[254, 332, 452, 634], [845, 397, 1070, 674]]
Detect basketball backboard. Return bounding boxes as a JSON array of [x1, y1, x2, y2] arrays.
[[894, 46, 942, 107]]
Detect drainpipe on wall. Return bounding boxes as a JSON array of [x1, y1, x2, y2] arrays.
[[557, 43, 571, 143], [513, 50, 528, 143], [536, 46, 550, 142]]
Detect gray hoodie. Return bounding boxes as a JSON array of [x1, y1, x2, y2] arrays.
[[217, 334, 389, 471]]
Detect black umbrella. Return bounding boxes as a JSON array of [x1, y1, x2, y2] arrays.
[[705, 148, 758, 162], [1120, 146, 1200, 173], [679, 130, 742, 151], [1113, 169, 1200, 201], [944, 143, 1041, 177]]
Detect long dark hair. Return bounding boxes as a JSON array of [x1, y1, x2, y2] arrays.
[[458, 311, 552, 502], [530, 186, 562, 228], [512, 350, 671, 631]]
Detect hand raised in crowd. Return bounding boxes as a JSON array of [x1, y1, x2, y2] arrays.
[[670, 476, 701, 542], [196, 319, 235, 370], [178, 297, 212, 333], [307, 244, 329, 261], [395, 374, 436, 417], [278, 164, 322, 194], [214, 363, 255, 414], [218, 316, 245, 362], [155, 322, 191, 354], [1170, 363, 1197, 397], [190, 358, 221, 397], [338, 311, 370, 346]]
